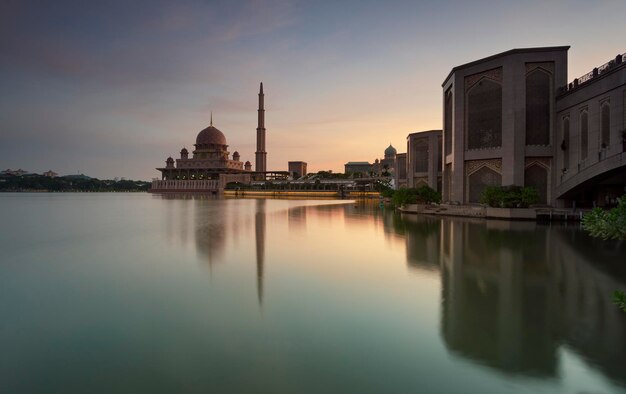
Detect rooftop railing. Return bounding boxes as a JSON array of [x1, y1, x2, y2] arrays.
[[558, 52, 626, 95]]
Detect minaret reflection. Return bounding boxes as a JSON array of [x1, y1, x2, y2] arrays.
[[255, 198, 266, 307]]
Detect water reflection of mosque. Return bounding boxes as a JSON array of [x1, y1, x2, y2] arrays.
[[166, 195, 312, 308], [160, 194, 268, 306], [388, 212, 626, 386]]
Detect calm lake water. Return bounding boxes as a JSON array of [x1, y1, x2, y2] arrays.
[[1, 193, 626, 393]]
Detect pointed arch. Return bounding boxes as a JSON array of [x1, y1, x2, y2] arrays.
[[466, 78, 502, 150], [526, 68, 552, 146]]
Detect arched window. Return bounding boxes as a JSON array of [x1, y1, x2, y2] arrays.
[[467, 79, 502, 149], [414, 138, 429, 173], [526, 69, 551, 146], [444, 90, 453, 155], [437, 137, 443, 171], [562, 117, 570, 170], [580, 110, 588, 160], [524, 164, 548, 204], [601, 102, 610, 148], [468, 166, 501, 203]]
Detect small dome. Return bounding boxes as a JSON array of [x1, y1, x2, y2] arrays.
[[180, 147, 188, 154], [166, 156, 174, 162], [196, 125, 227, 146], [233, 151, 240, 156], [384, 144, 397, 156]]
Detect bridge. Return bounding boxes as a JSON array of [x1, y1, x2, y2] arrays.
[[554, 51, 626, 207], [556, 149, 626, 204]]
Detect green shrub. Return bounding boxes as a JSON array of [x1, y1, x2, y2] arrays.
[[381, 188, 395, 198], [392, 188, 417, 206], [479, 185, 539, 208], [582, 193, 626, 240], [519, 186, 540, 207], [613, 290, 626, 312], [391, 185, 440, 206], [415, 185, 441, 204], [480, 186, 505, 207]]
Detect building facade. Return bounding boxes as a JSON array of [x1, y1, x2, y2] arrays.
[[406, 130, 442, 191], [394, 153, 407, 188], [288, 161, 307, 179], [344, 161, 372, 176], [442, 46, 626, 206], [441, 47, 569, 205]]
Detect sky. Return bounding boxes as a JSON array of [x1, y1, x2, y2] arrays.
[[1, 0, 625, 180]]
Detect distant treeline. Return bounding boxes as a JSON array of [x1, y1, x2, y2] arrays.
[[0, 175, 151, 192]]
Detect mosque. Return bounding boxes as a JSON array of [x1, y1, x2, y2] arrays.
[[151, 83, 274, 192]]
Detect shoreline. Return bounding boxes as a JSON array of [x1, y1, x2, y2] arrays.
[[398, 203, 586, 221]]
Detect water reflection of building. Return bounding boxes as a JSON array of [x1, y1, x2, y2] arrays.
[[440, 220, 559, 376], [192, 196, 229, 266], [384, 210, 626, 385], [436, 219, 626, 384], [287, 205, 307, 234]]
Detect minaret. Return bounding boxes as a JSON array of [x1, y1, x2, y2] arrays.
[[255, 82, 267, 175]]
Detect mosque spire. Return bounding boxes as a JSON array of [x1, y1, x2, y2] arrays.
[[210, 111, 213, 126], [255, 82, 267, 175]]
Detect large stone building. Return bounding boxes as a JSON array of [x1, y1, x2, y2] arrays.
[[395, 46, 626, 207], [441, 46, 570, 205]]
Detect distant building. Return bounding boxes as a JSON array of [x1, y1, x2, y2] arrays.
[[346, 144, 399, 178], [288, 161, 307, 179], [43, 170, 58, 178], [380, 144, 397, 173], [63, 174, 92, 180], [1, 169, 28, 176], [344, 162, 372, 176], [406, 130, 442, 191], [394, 153, 407, 188]]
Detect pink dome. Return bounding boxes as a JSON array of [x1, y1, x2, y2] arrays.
[[196, 125, 227, 146]]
